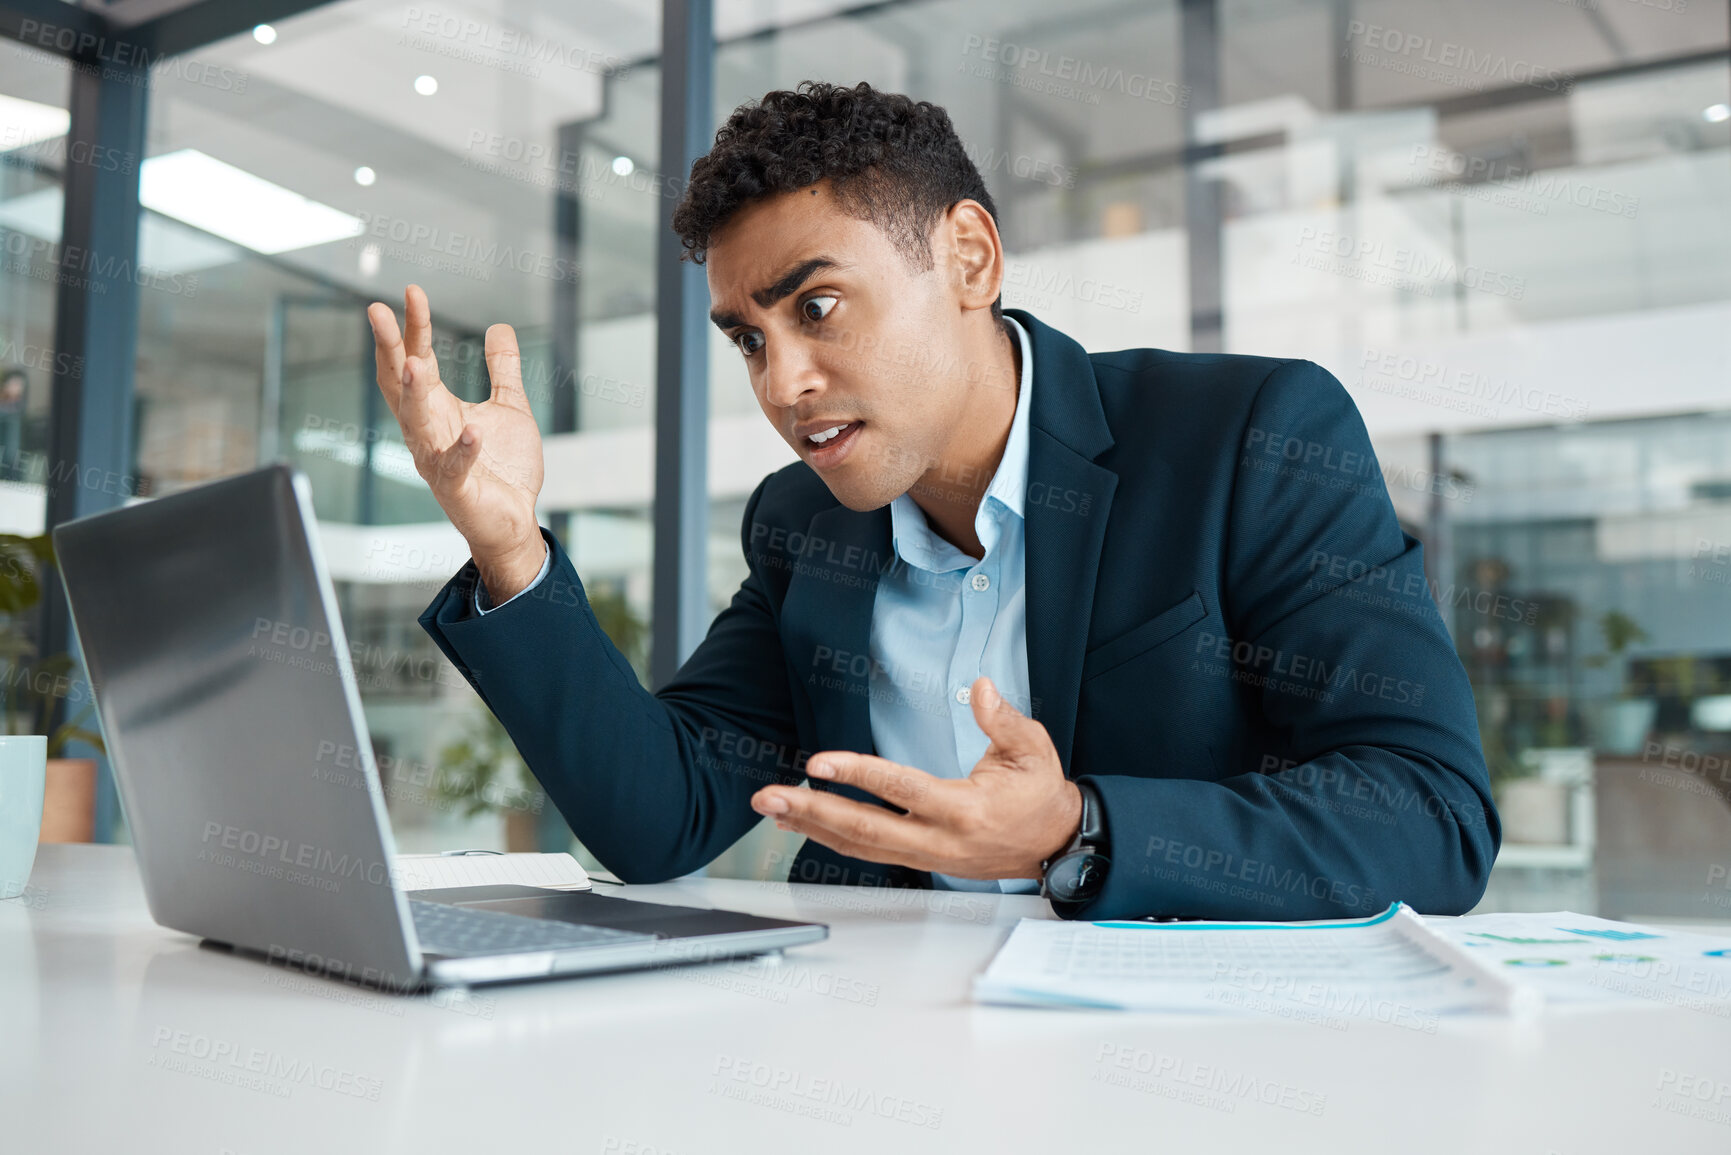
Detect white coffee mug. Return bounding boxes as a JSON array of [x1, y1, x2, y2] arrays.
[[0, 735, 47, 900]]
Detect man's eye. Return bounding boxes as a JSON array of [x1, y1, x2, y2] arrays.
[[801, 296, 837, 322], [735, 331, 764, 357]]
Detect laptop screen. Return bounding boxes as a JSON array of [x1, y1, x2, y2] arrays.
[[54, 465, 422, 988]]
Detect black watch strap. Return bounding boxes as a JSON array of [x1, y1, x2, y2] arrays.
[[1041, 781, 1110, 903]]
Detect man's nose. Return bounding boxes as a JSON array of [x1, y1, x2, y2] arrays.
[[762, 339, 825, 409]]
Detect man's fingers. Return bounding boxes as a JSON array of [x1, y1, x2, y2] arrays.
[[753, 786, 945, 863], [969, 676, 1048, 762], [430, 425, 483, 491], [771, 820, 894, 870], [403, 283, 433, 359], [367, 302, 405, 412], [807, 750, 946, 815], [484, 323, 526, 406], [398, 353, 453, 477]]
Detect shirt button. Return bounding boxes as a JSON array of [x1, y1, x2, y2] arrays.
[[955, 686, 971, 704], [971, 573, 990, 592]]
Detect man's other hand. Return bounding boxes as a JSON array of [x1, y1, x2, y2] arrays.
[[750, 676, 1083, 880]]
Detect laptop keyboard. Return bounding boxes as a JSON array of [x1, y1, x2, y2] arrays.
[[410, 899, 655, 957]]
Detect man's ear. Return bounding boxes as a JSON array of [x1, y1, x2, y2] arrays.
[[942, 199, 1005, 314]]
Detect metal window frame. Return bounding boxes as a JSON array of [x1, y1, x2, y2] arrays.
[[650, 0, 713, 689]]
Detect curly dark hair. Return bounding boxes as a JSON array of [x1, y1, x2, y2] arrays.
[[671, 80, 1001, 318]]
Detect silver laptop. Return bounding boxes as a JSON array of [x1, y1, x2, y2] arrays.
[[52, 464, 826, 991]]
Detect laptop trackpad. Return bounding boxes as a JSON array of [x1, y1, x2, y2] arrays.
[[440, 888, 804, 939]]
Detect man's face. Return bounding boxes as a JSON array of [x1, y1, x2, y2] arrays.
[[706, 182, 976, 511]]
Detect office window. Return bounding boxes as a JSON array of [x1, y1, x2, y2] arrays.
[[0, 42, 68, 525], [134, 2, 659, 855], [1207, 0, 1731, 918], [0, 40, 69, 742]]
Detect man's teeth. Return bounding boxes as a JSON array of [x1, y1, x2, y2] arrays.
[[808, 423, 850, 445]]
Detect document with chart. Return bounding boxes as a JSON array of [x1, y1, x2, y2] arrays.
[[975, 903, 1731, 1019], [1421, 909, 1731, 1010]]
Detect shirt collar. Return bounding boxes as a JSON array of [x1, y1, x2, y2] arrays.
[[987, 313, 1034, 520], [888, 314, 1034, 572]]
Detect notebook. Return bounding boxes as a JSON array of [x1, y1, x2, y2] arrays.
[[973, 902, 1542, 1018], [391, 852, 592, 893]]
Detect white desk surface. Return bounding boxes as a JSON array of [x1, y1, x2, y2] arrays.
[[5, 844, 1729, 1154]]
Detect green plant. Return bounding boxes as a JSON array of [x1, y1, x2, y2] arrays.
[[1637, 653, 1702, 700], [432, 705, 538, 819], [1583, 609, 1649, 670], [1477, 691, 1526, 791], [0, 533, 105, 757]]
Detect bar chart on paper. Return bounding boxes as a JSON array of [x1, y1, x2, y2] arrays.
[[1422, 910, 1731, 1008]]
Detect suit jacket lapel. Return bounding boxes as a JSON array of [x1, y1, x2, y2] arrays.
[[1010, 310, 1118, 777], [782, 501, 891, 765]]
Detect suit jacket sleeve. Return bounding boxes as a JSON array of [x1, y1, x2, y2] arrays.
[[417, 477, 804, 882], [1067, 359, 1500, 921]]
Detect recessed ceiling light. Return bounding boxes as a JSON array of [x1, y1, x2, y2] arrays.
[[414, 75, 438, 96], [1705, 103, 1731, 124], [139, 148, 365, 254], [354, 166, 376, 187], [253, 24, 277, 45], [612, 156, 634, 176]]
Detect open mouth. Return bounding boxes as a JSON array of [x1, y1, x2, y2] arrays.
[[803, 421, 863, 468]]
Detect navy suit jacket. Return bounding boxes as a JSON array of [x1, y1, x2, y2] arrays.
[[419, 308, 1499, 921]]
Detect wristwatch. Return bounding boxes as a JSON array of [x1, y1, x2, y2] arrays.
[[1040, 781, 1110, 904]]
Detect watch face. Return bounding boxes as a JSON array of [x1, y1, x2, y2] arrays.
[[1047, 852, 1110, 903]]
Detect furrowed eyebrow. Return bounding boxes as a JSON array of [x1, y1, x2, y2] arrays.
[[709, 256, 840, 331]]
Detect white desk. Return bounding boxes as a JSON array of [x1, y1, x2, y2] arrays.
[[4, 845, 1729, 1154]]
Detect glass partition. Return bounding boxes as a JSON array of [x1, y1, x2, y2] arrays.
[[135, 1, 659, 856]]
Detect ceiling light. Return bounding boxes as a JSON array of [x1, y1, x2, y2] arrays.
[[253, 24, 277, 45], [139, 149, 364, 255], [0, 93, 71, 152], [612, 156, 634, 176], [1705, 103, 1731, 124], [354, 166, 376, 187], [359, 242, 381, 277], [414, 75, 438, 96]]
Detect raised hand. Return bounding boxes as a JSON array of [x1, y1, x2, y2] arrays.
[[366, 284, 547, 602]]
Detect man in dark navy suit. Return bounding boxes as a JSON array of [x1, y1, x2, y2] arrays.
[[368, 81, 1497, 921]]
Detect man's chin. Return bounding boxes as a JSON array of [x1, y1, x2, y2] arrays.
[[816, 475, 898, 513]]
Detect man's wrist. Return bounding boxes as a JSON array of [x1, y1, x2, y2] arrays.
[[1037, 780, 1086, 869], [475, 531, 547, 605]]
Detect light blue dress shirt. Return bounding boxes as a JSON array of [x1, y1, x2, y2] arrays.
[[480, 317, 1039, 895], [867, 315, 1037, 894], [474, 544, 550, 615]]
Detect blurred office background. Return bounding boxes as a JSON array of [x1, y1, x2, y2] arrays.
[[1, 0, 1727, 920]]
